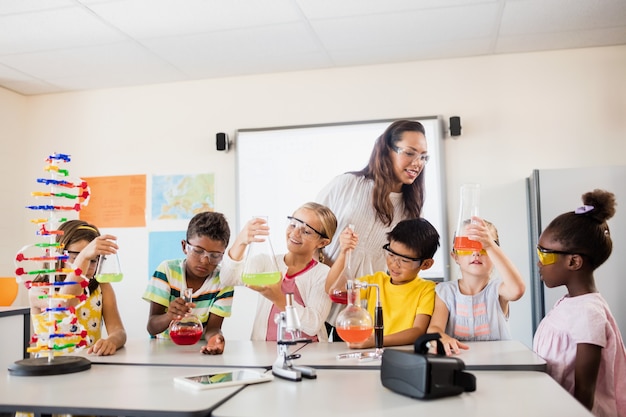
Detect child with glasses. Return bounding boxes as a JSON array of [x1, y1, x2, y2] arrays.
[[219, 202, 337, 342], [326, 218, 439, 348], [533, 190, 625, 416], [143, 211, 233, 354], [29, 220, 126, 356], [427, 217, 525, 356]]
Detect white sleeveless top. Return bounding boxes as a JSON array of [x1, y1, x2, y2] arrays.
[[435, 278, 511, 341]]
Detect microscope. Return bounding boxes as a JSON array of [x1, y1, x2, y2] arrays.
[[272, 293, 316, 381]]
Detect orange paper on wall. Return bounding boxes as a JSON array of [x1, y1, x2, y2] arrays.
[[79, 175, 146, 228]]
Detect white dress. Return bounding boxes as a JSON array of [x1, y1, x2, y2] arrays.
[[316, 173, 406, 276]]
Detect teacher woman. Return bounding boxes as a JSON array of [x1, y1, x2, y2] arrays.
[[316, 119, 430, 339]]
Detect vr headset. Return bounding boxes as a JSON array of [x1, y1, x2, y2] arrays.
[[380, 333, 476, 400]]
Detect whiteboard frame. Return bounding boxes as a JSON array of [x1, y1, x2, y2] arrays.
[[235, 116, 449, 281]]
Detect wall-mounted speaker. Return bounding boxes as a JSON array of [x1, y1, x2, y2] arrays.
[[216, 132, 230, 152], [449, 116, 462, 137]]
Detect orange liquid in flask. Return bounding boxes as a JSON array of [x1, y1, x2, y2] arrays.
[[336, 326, 374, 343], [453, 236, 482, 251]]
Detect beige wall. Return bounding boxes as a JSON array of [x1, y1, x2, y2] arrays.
[[2, 45, 625, 346], [0, 88, 28, 305]]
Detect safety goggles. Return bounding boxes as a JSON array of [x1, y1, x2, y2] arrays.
[[286, 216, 327, 240], [454, 249, 487, 256], [383, 243, 422, 269], [536, 245, 577, 266], [185, 242, 224, 265]]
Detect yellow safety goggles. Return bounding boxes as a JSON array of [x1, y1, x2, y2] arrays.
[[454, 249, 487, 256], [536, 245, 576, 265]]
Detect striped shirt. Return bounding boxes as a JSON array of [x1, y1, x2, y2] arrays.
[[142, 259, 234, 338]]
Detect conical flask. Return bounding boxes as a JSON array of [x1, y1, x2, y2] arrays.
[[169, 288, 203, 345], [453, 183, 482, 251], [329, 248, 354, 305], [329, 224, 356, 305], [242, 216, 281, 286], [95, 252, 123, 283], [335, 279, 373, 343]]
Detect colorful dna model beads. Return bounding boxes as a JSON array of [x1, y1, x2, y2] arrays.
[[9, 153, 93, 376]]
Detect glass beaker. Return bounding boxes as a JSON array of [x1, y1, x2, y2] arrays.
[[169, 288, 203, 345], [95, 252, 123, 283], [335, 280, 373, 343], [242, 216, 281, 286], [453, 183, 482, 251]]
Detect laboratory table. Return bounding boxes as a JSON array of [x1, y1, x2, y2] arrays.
[[212, 369, 592, 417], [0, 363, 256, 417], [70, 338, 281, 369], [287, 339, 546, 371], [0, 338, 590, 417], [72, 338, 546, 372]]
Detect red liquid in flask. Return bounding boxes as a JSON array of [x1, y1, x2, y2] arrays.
[[330, 290, 348, 304], [170, 326, 203, 345]]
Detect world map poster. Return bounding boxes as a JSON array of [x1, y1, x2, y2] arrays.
[[151, 173, 215, 221]]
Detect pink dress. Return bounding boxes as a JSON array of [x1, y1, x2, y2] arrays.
[[533, 293, 626, 417]]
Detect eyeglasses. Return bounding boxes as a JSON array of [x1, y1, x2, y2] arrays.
[[454, 249, 487, 256], [391, 145, 430, 164], [185, 242, 224, 265], [287, 216, 327, 240], [64, 250, 99, 267], [536, 245, 578, 266], [383, 243, 422, 268]]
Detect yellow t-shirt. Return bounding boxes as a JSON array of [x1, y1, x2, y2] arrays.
[[359, 271, 435, 336]]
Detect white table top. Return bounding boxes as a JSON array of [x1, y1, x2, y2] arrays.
[[71, 338, 545, 372], [71, 338, 281, 368], [212, 369, 593, 417], [297, 339, 547, 371], [0, 339, 583, 417], [0, 363, 254, 416]]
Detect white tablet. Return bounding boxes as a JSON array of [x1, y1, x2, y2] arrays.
[[174, 369, 273, 390]]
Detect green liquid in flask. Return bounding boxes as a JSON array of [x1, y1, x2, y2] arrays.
[[242, 272, 281, 286], [96, 273, 124, 283]]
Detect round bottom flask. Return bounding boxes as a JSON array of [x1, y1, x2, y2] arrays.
[[335, 281, 373, 343], [169, 288, 203, 345]]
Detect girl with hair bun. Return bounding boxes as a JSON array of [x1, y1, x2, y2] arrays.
[[533, 189, 626, 417]]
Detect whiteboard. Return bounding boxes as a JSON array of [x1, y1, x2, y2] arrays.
[[235, 117, 449, 281]]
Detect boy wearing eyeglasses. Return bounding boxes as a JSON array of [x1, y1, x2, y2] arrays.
[[427, 217, 525, 356], [143, 211, 234, 355], [326, 218, 440, 348]]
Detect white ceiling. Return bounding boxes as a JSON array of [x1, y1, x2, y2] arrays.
[[1, 0, 625, 96]]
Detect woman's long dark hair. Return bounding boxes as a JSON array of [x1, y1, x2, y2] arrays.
[[351, 120, 426, 226]]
